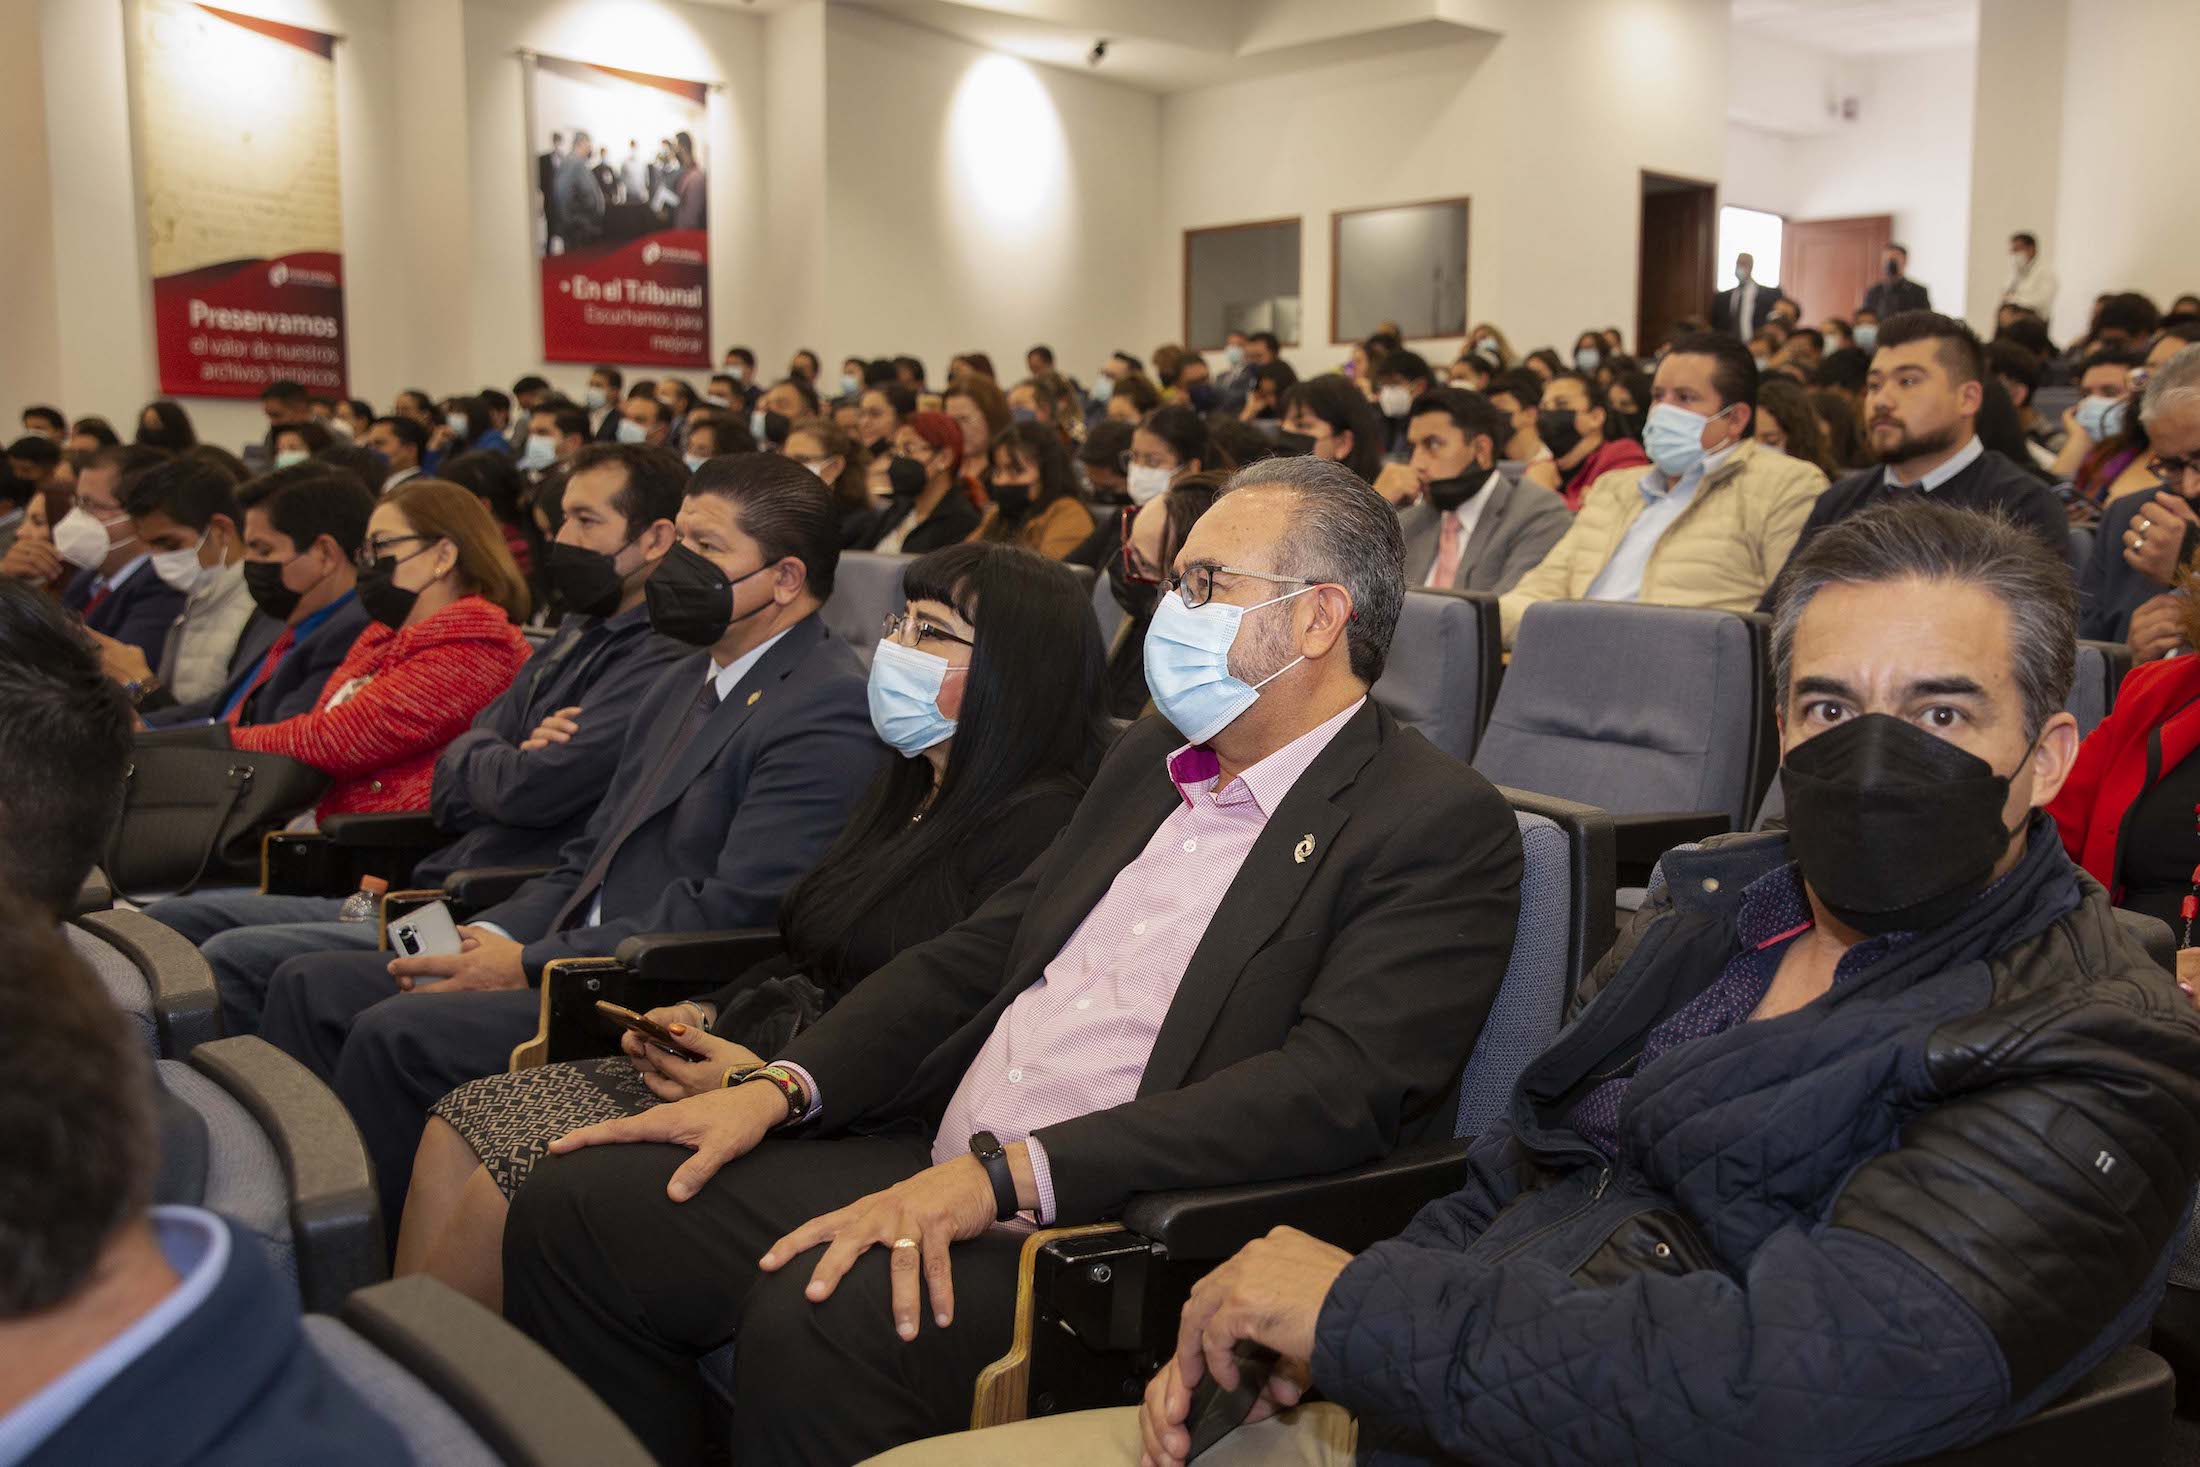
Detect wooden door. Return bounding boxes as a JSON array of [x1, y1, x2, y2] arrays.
[[1637, 173, 1717, 355], [1781, 214, 1891, 324]]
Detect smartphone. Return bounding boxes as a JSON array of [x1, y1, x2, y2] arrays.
[[387, 900, 463, 960], [595, 1000, 711, 1064]]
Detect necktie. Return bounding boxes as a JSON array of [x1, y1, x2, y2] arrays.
[[224, 631, 296, 726], [82, 583, 113, 620], [1432, 513, 1463, 588], [548, 677, 723, 932]]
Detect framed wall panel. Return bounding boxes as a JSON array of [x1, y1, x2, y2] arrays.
[[1183, 217, 1302, 352], [1331, 197, 1470, 344]]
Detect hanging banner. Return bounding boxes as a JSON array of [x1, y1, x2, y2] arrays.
[[134, 1, 347, 398], [528, 55, 710, 367]]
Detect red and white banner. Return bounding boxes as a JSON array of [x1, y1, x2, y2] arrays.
[[134, 2, 347, 398], [529, 55, 710, 367]]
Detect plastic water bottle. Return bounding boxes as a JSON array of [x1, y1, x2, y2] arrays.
[[337, 874, 389, 924]]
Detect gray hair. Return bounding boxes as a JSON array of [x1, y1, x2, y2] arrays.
[[1221, 454, 1405, 684], [1770, 500, 2074, 740], [2141, 342, 2200, 428]]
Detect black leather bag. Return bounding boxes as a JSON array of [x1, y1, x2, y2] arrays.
[[104, 725, 328, 897]]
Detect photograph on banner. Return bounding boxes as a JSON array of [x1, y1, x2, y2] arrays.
[[530, 55, 709, 368], [134, 0, 347, 400]]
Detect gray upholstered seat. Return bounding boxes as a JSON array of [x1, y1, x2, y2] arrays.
[[1091, 560, 1128, 648], [2068, 639, 2133, 737], [822, 550, 911, 667], [70, 908, 221, 1058], [71, 920, 157, 1056], [156, 1058, 297, 1287], [1371, 588, 1502, 762], [1473, 601, 1774, 829], [306, 1317, 505, 1467]]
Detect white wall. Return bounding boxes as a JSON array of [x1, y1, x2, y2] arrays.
[[1965, 0, 2065, 332], [1723, 122, 1798, 219], [0, 0, 61, 426], [819, 5, 1162, 386]]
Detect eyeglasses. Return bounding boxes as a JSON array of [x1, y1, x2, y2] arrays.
[[356, 533, 434, 569], [881, 610, 974, 650], [2148, 454, 2200, 484], [1160, 562, 1311, 610]]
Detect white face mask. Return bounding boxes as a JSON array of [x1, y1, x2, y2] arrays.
[[151, 541, 212, 593], [519, 434, 559, 472], [1126, 463, 1174, 505], [585, 386, 609, 411], [1377, 384, 1413, 418], [274, 448, 310, 469], [447, 412, 470, 439], [684, 453, 707, 473], [54, 507, 119, 570], [615, 417, 649, 445]]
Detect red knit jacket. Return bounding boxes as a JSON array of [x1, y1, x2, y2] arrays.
[[1561, 436, 1651, 513], [232, 594, 531, 818], [2049, 653, 2200, 898]]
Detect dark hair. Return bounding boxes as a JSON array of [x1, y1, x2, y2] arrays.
[[260, 379, 308, 404], [776, 544, 1104, 997], [186, 445, 248, 485], [1524, 348, 1564, 379], [381, 478, 532, 622], [686, 410, 757, 458], [1138, 404, 1212, 475], [1973, 375, 2050, 482], [0, 583, 132, 918], [1204, 416, 1280, 471], [791, 349, 821, 378], [1814, 346, 1871, 394], [512, 375, 550, 398], [1887, 241, 1909, 260], [20, 405, 64, 433], [892, 354, 927, 385], [591, 365, 625, 393], [533, 401, 590, 441], [395, 389, 438, 421], [437, 449, 542, 580], [1249, 332, 1281, 355], [1408, 386, 1507, 460], [1244, 361, 1296, 417], [2094, 291, 2161, 340], [726, 347, 758, 368], [1873, 310, 1985, 388], [686, 450, 843, 599], [2079, 347, 2145, 378], [1224, 455, 1406, 683], [1111, 351, 1145, 375], [1279, 374, 1384, 485], [568, 442, 689, 535], [1027, 343, 1055, 366], [371, 415, 430, 457], [1606, 368, 1653, 440], [477, 388, 512, 421], [1755, 378, 1837, 479], [783, 415, 872, 516], [1078, 418, 1133, 468], [1486, 367, 1544, 413], [0, 888, 154, 1315], [1664, 330, 1760, 413], [955, 352, 998, 382], [239, 467, 376, 559], [1112, 374, 1162, 416], [136, 399, 198, 449], [309, 443, 384, 499], [1376, 349, 1431, 385], [122, 454, 243, 532], [2011, 230, 2038, 250], [1771, 500, 2073, 741], [862, 359, 899, 388], [272, 418, 333, 455], [1808, 388, 1869, 470], [5, 435, 59, 469], [866, 383, 918, 422], [774, 377, 824, 417], [1985, 340, 2043, 397], [985, 422, 1082, 531], [657, 379, 698, 418], [69, 417, 119, 448]]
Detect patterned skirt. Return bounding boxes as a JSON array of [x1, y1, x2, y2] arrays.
[[431, 1058, 662, 1199]]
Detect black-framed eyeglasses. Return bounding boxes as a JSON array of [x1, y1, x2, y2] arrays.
[[2148, 454, 2200, 484], [356, 533, 435, 569], [881, 610, 974, 650], [1160, 562, 1310, 610]]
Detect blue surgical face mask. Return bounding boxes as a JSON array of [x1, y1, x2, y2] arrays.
[[840, 372, 860, 397], [750, 408, 769, 443], [447, 412, 470, 439], [519, 433, 558, 472], [867, 637, 958, 754], [1643, 401, 1730, 481], [1854, 323, 1878, 353], [1575, 347, 1602, 373], [1224, 344, 1246, 369], [2074, 394, 2128, 442], [273, 448, 310, 469], [1090, 375, 1115, 404], [1142, 586, 1311, 746]]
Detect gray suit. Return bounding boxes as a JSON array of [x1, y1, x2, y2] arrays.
[[1400, 471, 1571, 595]]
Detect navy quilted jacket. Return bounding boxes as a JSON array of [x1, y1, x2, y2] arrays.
[[1313, 825, 2200, 1466]]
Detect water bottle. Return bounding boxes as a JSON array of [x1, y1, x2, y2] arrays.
[[337, 874, 389, 924]]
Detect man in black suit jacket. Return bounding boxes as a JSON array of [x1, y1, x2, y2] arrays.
[[502, 455, 1524, 1467], [1708, 252, 1793, 340], [256, 454, 879, 1229], [1763, 311, 2065, 609]]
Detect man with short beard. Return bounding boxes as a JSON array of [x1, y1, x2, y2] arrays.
[[1762, 310, 2066, 609]]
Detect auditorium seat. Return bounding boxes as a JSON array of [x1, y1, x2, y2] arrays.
[[2069, 639, 2134, 737], [823, 550, 912, 666], [1474, 602, 1776, 885], [947, 788, 1617, 1427], [511, 928, 785, 1069], [72, 907, 220, 1058], [306, 1275, 656, 1467], [2032, 384, 2082, 425], [1369, 588, 1502, 762], [162, 1035, 385, 1312], [2068, 524, 2094, 575], [1091, 563, 1128, 648], [71, 866, 114, 917]]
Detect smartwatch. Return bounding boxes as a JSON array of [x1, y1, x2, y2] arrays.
[[969, 1131, 1019, 1222]]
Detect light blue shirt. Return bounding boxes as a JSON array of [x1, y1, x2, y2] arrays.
[[1584, 442, 1741, 604], [0, 1207, 229, 1467]]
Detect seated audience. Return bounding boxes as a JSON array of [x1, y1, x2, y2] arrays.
[[1770, 312, 2067, 603], [94, 456, 256, 712], [1754, 375, 1841, 479], [363, 415, 427, 493], [396, 542, 1108, 1308], [0, 899, 406, 1467], [5, 434, 60, 493], [1810, 384, 1870, 470], [920, 500, 2200, 1467], [1124, 403, 1212, 510], [1235, 361, 1293, 422], [133, 399, 197, 451], [1372, 351, 1434, 459], [2051, 349, 2151, 508], [19, 403, 66, 440], [224, 478, 531, 819], [945, 375, 1011, 501], [1988, 338, 2062, 469], [270, 419, 332, 468], [1502, 332, 1825, 646], [855, 382, 915, 463], [441, 449, 545, 588], [146, 445, 690, 1034], [855, 411, 982, 553], [971, 420, 1093, 557], [782, 413, 875, 543], [0, 578, 131, 918], [1523, 370, 1650, 510], [1103, 471, 1221, 719], [142, 468, 372, 727], [59, 444, 182, 666], [522, 398, 590, 478], [0, 477, 79, 596], [1107, 370, 1163, 424], [1278, 374, 1386, 489], [255, 453, 879, 1232], [1401, 387, 1568, 593], [1464, 322, 1514, 367], [1483, 366, 1549, 469], [498, 454, 1524, 1466], [1060, 420, 1140, 571]]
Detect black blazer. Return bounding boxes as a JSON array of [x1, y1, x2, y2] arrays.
[[782, 700, 1525, 1223], [475, 614, 882, 979], [854, 491, 982, 555], [65, 559, 186, 667], [20, 1214, 406, 1467], [1709, 283, 1790, 336], [2077, 490, 2181, 644], [416, 603, 690, 882]]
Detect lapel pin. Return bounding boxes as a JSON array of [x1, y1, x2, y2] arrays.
[[1293, 833, 1315, 864], [747, 690, 761, 706]]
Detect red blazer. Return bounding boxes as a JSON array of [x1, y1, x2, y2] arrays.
[[1562, 436, 1650, 513], [232, 595, 530, 818], [2049, 654, 2200, 898]]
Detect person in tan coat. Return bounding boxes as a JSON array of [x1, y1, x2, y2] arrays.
[[1499, 332, 1826, 645]]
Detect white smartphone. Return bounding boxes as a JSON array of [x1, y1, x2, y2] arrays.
[[387, 900, 463, 960]]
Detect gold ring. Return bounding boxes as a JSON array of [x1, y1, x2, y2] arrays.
[[892, 1237, 919, 1250]]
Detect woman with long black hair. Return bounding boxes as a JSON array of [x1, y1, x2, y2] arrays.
[[393, 541, 1110, 1306]]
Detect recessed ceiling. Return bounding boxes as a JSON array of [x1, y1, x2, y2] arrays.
[[1730, 0, 1977, 56]]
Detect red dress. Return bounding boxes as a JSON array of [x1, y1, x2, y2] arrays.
[[231, 594, 530, 818]]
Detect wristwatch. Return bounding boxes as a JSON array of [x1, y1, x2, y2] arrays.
[[969, 1131, 1019, 1222], [740, 1063, 808, 1125]]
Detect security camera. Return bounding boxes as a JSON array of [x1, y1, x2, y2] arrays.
[[1088, 38, 1109, 67]]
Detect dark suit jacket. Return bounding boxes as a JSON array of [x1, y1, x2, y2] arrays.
[[19, 1212, 405, 1467], [1861, 276, 1932, 317], [1709, 283, 1790, 335], [783, 700, 1525, 1223], [854, 492, 983, 554], [476, 613, 882, 980], [65, 559, 186, 667], [146, 594, 370, 728], [2076, 490, 2182, 645], [417, 604, 688, 882]]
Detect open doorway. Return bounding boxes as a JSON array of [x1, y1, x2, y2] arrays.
[[1780, 213, 1892, 325], [1637, 172, 1717, 356]]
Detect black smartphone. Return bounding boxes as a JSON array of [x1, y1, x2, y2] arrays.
[[1185, 1342, 1280, 1461], [594, 1000, 710, 1063]]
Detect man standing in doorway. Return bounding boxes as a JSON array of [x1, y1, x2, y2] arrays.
[[1860, 243, 1931, 318]]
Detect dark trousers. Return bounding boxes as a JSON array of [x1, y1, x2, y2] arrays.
[[258, 948, 539, 1233], [503, 1134, 1027, 1467]]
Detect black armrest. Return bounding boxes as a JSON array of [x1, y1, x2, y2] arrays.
[[1120, 1139, 1474, 1260], [441, 865, 554, 913], [1611, 810, 1732, 886], [613, 928, 786, 989], [76, 909, 222, 1058], [71, 868, 114, 917], [1903, 1346, 2171, 1464], [322, 812, 447, 849]]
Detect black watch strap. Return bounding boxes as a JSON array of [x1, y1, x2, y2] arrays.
[[969, 1131, 1018, 1222]]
